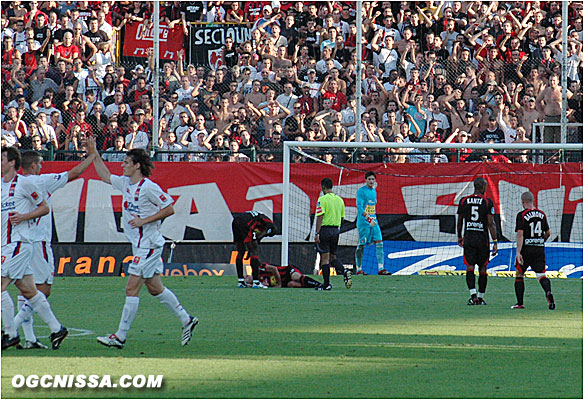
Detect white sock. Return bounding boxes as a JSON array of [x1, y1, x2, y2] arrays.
[[1, 291, 16, 338], [115, 296, 140, 342], [155, 288, 191, 326], [470, 288, 477, 296], [26, 292, 61, 333], [378, 264, 384, 271], [18, 295, 36, 343], [478, 292, 485, 298]]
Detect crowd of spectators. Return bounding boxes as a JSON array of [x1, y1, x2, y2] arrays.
[[1, 1, 582, 164]]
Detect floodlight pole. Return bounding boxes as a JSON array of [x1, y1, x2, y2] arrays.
[[153, 2, 160, 154], [561, 0, 568, 143], [356, 1, 363, 142]]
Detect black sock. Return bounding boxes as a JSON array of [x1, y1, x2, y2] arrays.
[[301, 276, 321, 288], [331, 259, 344, 275], [478, 273, 487, 294], [250, 256, 260, 281], [321, 264, 330, 285], [236, 256, 244, 280], [466, 270, 476, 290], [514, 277, 525, 305], [539, 277, 552, 294]]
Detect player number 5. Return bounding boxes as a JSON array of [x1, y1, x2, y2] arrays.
[[471, 205, 479, 221]]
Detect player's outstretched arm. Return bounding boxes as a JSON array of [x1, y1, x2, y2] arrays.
[[67, 151, 97, 182], [87, 136, 112, 184]]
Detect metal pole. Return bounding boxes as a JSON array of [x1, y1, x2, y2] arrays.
[[153, 1, 160, 155], [561, 0, 568, 143], [281, 143, 291, 267], [356, 1, 363, 142]]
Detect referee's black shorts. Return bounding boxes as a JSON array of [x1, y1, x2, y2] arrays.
[[316, 226, 340, 255]]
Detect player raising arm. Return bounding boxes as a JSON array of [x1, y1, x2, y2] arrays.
[[1, 147, 69, 350], [232, 211, 276, 288], [457, 177, 498, 306], [15, 150, 96, 349], [315, 178, 351, 290], [87, 138, 198, 348], [355, 171, 390, 275], [512, 191, 555, 310]]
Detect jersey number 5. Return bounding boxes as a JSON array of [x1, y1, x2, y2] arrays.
[[471, 205, 479, 221], [530, 221, 542, 237]]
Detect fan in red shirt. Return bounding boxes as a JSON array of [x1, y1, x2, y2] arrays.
[[66, 110, 93, 139], [244, 1, 266, 23], [23, 2, 48, 28], [54, 31, 79, 64], [321, 80, 347, 112]]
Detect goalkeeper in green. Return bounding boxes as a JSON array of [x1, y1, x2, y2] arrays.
[[355, 172, 390, 275]]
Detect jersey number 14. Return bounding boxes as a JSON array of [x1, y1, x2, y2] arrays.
[[530, 221, 542, 237]]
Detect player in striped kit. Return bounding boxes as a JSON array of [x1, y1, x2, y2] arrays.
[[14, 150, 96, 349], [1, 147, 69, 350], [512, 191, 555, 310], [87, 140, 198, 348]]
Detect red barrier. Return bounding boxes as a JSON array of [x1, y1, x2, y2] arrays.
[[39, 162, 582, 244]]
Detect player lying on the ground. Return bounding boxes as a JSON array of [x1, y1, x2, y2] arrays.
[[244, 263, 324, 289]]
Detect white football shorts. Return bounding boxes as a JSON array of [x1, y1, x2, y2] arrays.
[[1, 242, 33, 281], [32, 241, 55, 285], [127, 246, 164, 278]]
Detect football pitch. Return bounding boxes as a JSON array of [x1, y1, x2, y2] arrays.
[[1, 275, 582, 399]]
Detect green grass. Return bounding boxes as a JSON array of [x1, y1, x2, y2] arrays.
[[1, 275, 582, 398]]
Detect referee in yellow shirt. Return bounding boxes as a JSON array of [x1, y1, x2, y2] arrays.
[[315, 178, 352, 290]]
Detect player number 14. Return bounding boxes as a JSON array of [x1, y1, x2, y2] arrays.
[[530, 221, 542, 237]]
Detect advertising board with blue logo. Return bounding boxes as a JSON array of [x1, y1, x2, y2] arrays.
[[361, 241, 583, 278]]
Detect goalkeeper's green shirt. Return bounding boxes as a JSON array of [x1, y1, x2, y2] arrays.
[[316, 193, 345, 227]]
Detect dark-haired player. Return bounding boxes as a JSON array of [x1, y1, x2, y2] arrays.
[[88, 140, 198, 348], [1, 146, 69, 351], [315, 177, 351, 290], [512, 191, 555, 310], [232, 211, 276, 288], [245, 263, 323, 288], [457, 177, 498, 305], [15, 149, 95, 349], [355, 171, 390, 275]]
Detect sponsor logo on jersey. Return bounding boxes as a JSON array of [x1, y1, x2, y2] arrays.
[[1, 200, 16, 211], [159, 194, 167, 202], [1, 256, 5, 263], [132, 256, 140, 264], [31, 192, 39, 200]]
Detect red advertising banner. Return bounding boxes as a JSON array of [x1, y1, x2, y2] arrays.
[[40, 162, 582, 245], [122, 22, 184, 60]]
